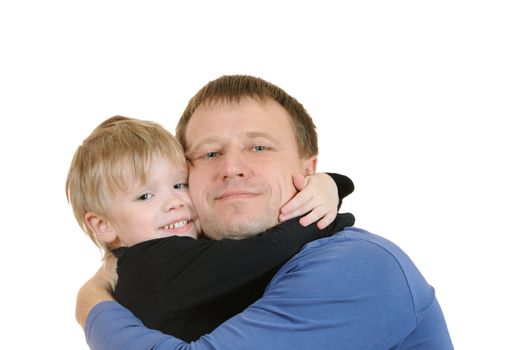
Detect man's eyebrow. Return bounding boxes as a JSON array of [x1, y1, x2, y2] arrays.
[[186, 132, 281, 158], [245, 131, 280, 144], [187, 137, 218, 155]]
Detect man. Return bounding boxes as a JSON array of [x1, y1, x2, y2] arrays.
[[76, 75, 453, 349]]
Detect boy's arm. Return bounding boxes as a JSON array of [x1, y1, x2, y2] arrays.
[[326, 172, 355, 208], [76, 254, 117, 329], [79, 214, 354, 336], [280, 172, 354, 227], [79, 212, 354, 330], [154, 173, 355, 307], [148, 213, 354, 313]]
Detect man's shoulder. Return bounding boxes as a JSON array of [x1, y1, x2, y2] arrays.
[[299, 227, 408, 263], [298, 227, 427, 283], [337, 227, 414, 263], [276, 227, 435, 312], [335, 228, 430, 288], [274, 227, 399, 278]]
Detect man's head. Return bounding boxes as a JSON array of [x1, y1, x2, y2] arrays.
[[176, 75, 319, 240], [176, 75, 318, 159], [66, 116, 195, 253]]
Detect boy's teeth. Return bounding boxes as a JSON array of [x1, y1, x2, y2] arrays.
[[164, 220, 188, 230], [173, 220, 188, 228]]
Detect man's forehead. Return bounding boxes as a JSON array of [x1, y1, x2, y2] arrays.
[[189, 97, 289, 127], [185, 96, 294, 150], [197, 95, 268, 109]]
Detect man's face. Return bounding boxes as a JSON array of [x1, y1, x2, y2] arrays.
[[185, 97, 316, 240]]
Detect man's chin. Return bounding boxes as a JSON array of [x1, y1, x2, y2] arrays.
[[202, 211, 278, 240]]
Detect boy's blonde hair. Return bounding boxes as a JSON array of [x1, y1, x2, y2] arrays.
[[66, 115, 186, 253]]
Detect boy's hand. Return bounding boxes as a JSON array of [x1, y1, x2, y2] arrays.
[[279, 173, 339, 229], [75, 252, 118, 329]]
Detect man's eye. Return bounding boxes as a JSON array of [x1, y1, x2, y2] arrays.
[[252, 145, 266, 152], [137, 193, 153, 201], [204, 151, 220, 159], [174, 183, 189, 190]]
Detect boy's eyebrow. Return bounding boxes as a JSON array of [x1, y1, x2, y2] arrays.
[[174, 169, 189, 178]]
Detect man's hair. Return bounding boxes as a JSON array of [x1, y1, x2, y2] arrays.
[[176, 75, 318, 158], [66, 115, 186, 252]]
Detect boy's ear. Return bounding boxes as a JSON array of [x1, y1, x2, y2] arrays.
[[84, 212, 118, 243]]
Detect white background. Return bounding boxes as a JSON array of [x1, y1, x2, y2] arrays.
[[1, 1, 509, 349]]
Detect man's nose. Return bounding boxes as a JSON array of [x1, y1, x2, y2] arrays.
[[221, 150, 251, 179]]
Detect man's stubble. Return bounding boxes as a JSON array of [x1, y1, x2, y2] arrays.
[[199, 200, 280, 240]]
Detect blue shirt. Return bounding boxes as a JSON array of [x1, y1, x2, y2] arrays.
[[86, 227, 453, 349]]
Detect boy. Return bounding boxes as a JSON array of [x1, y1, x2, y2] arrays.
[[66, 116, 354, 341]]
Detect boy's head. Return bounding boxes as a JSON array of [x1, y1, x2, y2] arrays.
[[66, 116, 199, 254]]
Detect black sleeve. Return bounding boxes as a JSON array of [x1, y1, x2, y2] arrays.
[[326, 173, 355, 210], [151, 213, 353, 314]]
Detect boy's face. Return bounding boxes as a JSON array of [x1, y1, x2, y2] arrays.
[[107, 155, 199, 247]]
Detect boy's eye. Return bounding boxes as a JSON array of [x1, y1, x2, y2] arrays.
[[174, 183, 189, 190], [137, 193, 153, 201]]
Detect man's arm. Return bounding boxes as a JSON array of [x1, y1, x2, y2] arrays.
[[83, 229, 453, 349], [85, 302, 180, 349]]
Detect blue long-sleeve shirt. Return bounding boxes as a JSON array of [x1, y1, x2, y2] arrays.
[[86, 227, 453, 349]]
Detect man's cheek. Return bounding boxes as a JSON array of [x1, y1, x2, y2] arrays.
[[280, 176, 297, 201], [189, 188, 205, 215]]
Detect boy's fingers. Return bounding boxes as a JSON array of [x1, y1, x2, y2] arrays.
[[281, 192, 312, 215], [292, 174, 308, 191], [299, 207, 324, 227], [316, 212, 336, 229]]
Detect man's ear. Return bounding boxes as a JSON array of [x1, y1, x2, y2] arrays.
[[304, 156, 318, 175], [84, 212, 118, 243]]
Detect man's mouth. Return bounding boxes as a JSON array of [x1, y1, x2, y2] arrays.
[[216, 191, 258, 201]]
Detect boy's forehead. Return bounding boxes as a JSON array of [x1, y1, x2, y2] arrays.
[[115, 153, 188, 183], [113, 167, 186, 198], [163, 155, 188, 172]]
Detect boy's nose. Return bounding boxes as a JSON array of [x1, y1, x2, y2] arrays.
[[163, 198, 185, 212]]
